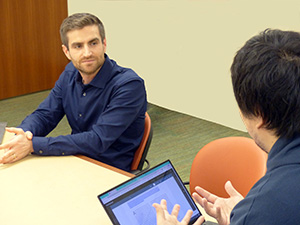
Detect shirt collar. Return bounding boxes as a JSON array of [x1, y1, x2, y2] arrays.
[[267, 134, 300, 171]]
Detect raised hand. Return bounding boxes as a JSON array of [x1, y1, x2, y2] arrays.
[[153, 199, 205, 225], [193, 181, 244, 225]]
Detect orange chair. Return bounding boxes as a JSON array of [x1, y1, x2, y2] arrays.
[[130, 112, 153, 173], [189, 137, 268, 198]]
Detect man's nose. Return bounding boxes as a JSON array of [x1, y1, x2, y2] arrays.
[[83, 46, 92, 57]]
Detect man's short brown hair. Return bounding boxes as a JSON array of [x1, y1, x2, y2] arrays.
[[60, 13, 105, 49]]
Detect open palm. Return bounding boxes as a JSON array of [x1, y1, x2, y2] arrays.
[[192, 181, 244, 225]]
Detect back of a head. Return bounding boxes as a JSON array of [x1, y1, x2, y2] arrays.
[[231, 29, 300, 139]]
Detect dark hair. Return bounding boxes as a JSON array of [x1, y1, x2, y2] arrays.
[[60, 13, 105, 49], [231, 29, 300, 139]]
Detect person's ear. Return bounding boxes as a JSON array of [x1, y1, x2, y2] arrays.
[[102, 38, 107, 52], [256, 116, 265, 130], [62, 45, 71, 60]]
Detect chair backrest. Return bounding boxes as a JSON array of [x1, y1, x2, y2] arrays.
[[189, 137, 268, 198], [130, 112, 153, 171]]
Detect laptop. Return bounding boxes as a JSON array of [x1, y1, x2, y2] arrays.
[[98, 160, 203, 225]]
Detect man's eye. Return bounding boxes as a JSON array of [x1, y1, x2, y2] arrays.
[[91, 42, 98, 46], [74, 45, 81, 49]]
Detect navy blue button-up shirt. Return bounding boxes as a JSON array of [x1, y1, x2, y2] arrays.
[[19, 54, 147, 171]]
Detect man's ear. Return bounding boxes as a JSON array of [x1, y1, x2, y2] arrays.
[[62, 45, 71, 60], [102, 38, 107, 52], [256, 116, 265, 129]]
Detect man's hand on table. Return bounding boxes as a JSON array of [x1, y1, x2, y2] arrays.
[[0, 127, 34, 163]]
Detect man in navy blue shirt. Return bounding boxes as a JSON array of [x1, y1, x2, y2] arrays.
[[154, 29, 300, 224], [0, 13, 147, 171]]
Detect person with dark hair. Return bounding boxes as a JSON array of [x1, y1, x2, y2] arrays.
[[0, 13, 147, 171], [154, 29, 300, 224]]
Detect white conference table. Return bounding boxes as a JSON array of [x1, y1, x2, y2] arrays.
[[0, 132, 134, 225], [0, 132, 216, 225]]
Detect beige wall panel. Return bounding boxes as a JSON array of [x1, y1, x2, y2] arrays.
[[68, 0, 300, 131]]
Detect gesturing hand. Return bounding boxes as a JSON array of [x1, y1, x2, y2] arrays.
[[193, 181, 244, 225], [0, 127, 34, 164], [153, 199, 205, 225]]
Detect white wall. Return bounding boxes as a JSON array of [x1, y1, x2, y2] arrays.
[[68, 0, 300, 131]]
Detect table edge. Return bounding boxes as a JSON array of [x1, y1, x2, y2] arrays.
[[75, 155, 135, 178]]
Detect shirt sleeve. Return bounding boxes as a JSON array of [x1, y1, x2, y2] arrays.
[[19, 73, 65, 137], [31, 78, 146, 158]]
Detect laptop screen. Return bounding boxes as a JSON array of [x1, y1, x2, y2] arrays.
[[98, 160, 202, 225]]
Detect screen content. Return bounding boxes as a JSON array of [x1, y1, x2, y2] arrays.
[[99, 161, 201, 225]]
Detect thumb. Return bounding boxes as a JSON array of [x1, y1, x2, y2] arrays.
[[225, 181, 242, 197], [25, 131, 33, 140]]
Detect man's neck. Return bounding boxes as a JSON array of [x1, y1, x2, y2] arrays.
[[261, 129, 279, 153], [80, 67, 101, 84], [81, 74, 97, 85]]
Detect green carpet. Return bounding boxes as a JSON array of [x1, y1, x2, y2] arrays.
[[0, 90, 249, 182], [147, 104, 249, 182]]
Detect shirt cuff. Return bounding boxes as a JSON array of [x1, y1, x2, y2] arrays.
[[32, 136, 66, 156]]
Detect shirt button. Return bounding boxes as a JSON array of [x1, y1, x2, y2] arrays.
[[83, 92, 86, 97], [79, 114, 82, 117], [39, 150, 43, 154]]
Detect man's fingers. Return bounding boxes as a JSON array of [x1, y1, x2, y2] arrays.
[[192, 192, 203, 205], [194, 186, 218, 203], [200, 197, 218, 219], [171, 204, 180, 217], [180, 209, 193, 224], [153, 203, 166, 222], [0, 151, 16, 164], [160, 199, 168, 211], [5, 127, 23, 135], [0, 130, 19, 150], [193, 191, 219, 215], [153, 203, 163, 214], [224, 181, 242, 198], [0, 142, 11, 150], [215, 206, 222, 219]]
